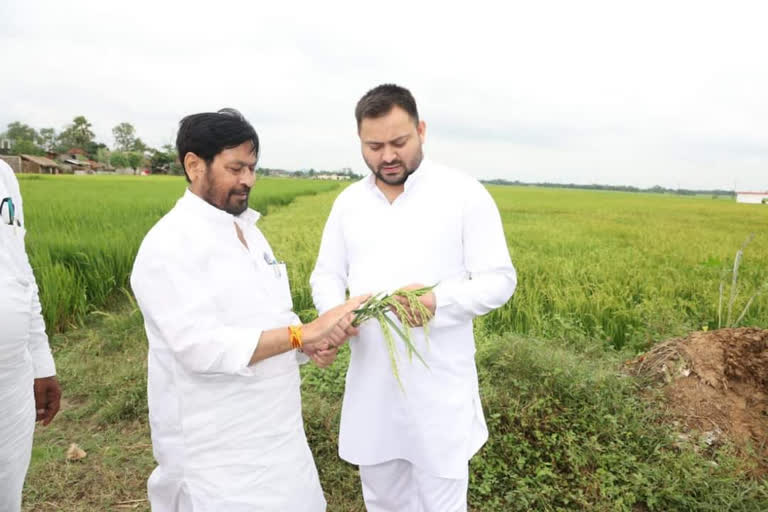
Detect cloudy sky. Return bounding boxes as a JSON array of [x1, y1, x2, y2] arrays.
[[1, 0, 766, 190]]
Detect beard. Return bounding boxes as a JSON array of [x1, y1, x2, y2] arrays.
[[367, 147, 424, 186], [223, 187, 250, 215], [202, 167, 251, 215]]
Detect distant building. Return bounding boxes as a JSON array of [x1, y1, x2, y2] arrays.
[[20, 154, 61, 174], [0, 155, 22, 173], [736, 191, 768, 204], [316, 174, 345, 181], [60, 148, 87, 160]]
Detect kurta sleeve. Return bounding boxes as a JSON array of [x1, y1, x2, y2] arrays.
[[432, 182, 516, 328], [14, 188, 56, 378], [131, 244, 262, 375], [310, 198, 349, 315], [27, 278, 56, 378]]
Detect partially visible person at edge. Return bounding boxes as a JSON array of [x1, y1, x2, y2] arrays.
[[0, 159, 61, 512], [310, 84, 517, 512], [130, 109, 366, 511]]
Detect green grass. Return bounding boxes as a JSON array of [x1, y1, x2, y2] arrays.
[[18, 174, 341, 333], [24, 302, 768, 511], [259, 185, 768, 351], [484, 187, 768, 350], [18, 177, 768, 510]]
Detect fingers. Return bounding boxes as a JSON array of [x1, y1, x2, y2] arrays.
[[34, 379, 61, 426], [327, 324, 350, 348], [43, 390, 61, 426], [311, 347, 338, 368], [345, 293, 372, 312], [34, 387, 46, 422]]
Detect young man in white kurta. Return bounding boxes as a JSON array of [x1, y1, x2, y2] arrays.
[[310, 85, 516, 511], [131, 109, 362, 511], [0, 160, 60, 512]]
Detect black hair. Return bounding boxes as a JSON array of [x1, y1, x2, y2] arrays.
[[176, 108, 259, 182], [355, 84, 419, 130]]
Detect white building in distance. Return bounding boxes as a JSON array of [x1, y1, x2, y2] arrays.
[[736, 191, 768, 204]]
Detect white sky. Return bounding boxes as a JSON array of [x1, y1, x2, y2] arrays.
[[1, 0, 766, 190]]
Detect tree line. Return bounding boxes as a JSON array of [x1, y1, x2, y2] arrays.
[[482, 178, 736, 197], [0, 117, 181, 174]]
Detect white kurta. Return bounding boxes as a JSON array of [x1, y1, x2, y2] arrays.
[[131, 189, 325, 512], [0, 161, 56, 512], [310, 159, 516, 479]]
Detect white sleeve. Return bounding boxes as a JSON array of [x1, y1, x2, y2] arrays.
[[131, 245, 262, 375], [310, 199, 349, 315], [27, 276, 56, 378], [432, 183, 517, 328], [8, 166, 56, 378]]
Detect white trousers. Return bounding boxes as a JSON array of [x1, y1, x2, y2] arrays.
[[360, 459, 468, 512], [0, 373, 34, 512]]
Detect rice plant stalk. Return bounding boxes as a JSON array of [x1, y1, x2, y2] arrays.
[[352, 284, 435, 390], [726, 234, 754, 327], [733, 282, 767, 327]]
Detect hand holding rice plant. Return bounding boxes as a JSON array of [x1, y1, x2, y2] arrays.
[[352, 284, 436, 390]]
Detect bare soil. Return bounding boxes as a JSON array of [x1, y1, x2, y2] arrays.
[[627, 328, 768, 473]]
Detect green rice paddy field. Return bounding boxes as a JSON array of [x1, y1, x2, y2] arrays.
[[21, 174, 768, 349], [17, 174, 768, 511]]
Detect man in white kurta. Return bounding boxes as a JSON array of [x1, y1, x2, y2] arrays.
[[131, 109, 361, 511], [0, 160, 60, 512], [310, 85, 516, 511]]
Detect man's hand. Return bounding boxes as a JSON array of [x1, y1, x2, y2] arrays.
[[392, 283, 436, 327], [303, 294, 369, 353], [34, 376, 61, 426], [309, 346, 339, 368]]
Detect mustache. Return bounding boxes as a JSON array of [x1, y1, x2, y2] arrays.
[[230, 187, 251, 195], [378, 161, 403, 171]]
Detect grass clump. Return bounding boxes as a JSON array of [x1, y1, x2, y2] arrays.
[[469, 332, 768, 511]]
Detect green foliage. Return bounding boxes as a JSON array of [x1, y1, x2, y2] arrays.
[[11, 138, 44, 156], [5, 121, 39, 144], [260, 186, 768, 352], [95, 147, 111, 164], [112, 122, 136, 151], [19, 181, 768, 511], [467, 333, 768, 510], [109, 151, 129, 169], [38, 127, 57, 152], [84, 141, 107, 159], [126, 151, 143, 170], [480, 187, 768, 350], [57, 115, 95, 150], [131, 137, 147, 153], [148, 145, 176, 173], [18, 175, 341, 333]]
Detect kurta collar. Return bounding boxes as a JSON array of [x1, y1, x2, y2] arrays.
[[180, 188, 261, 225]]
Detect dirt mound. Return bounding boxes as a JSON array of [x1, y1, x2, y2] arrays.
[[627, 328, 768, 472]]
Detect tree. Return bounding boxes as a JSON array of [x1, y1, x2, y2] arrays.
[[39, 128, 57, 152], [96, 147, 111, 165], [5, 122, 39, 144], [11, 139, 44, 156], [132, 137, 147, 153], [85, 141, 107, 158], [149, 145, 175, 173], [109, 151, 129, 169], [58, 116, 95, 150], [112, 122, 136, 151], [126, 151, 143, 172]]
